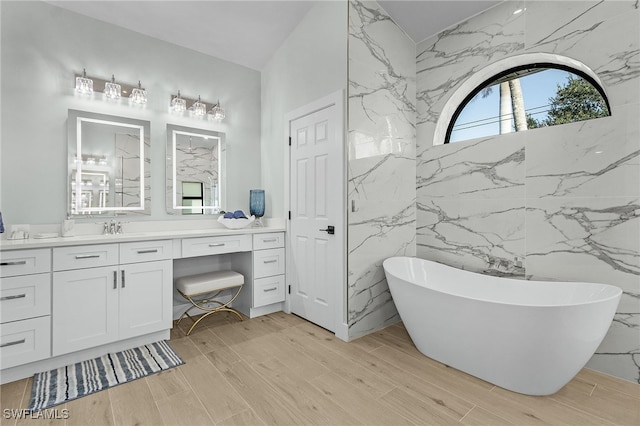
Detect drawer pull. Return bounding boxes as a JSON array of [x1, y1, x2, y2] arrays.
[[113, 271, 117, 290], [0, 338, 26, 348], [122, 270, 126, 288], [263, 259, 278, 264], [0, 260, 27, 266], [75, 254, 100, 260], [0, 294, 27, 301], [209, 243, 226, 247], [263, 287, 278, 292], [262, 238, 277, 243], [137, 249, 158, 254]]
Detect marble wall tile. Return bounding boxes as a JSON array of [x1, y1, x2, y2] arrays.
[[416, 1, 525, 133], [526, 197, 640, 293], [417, 198, 526, 276], [526, 104, 640, 198], [348, 199, 415, 337], [524, 1, 640, 107], [348, 0, 416, 339], [418, 132, 525, 199]]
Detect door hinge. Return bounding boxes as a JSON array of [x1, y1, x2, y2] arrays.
[[288, 136, 291, 146], [288, 211, 291, 220], [288, 285, 291, 294]]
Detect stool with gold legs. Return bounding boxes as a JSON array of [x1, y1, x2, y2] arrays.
[[175, 270, 244, 336]]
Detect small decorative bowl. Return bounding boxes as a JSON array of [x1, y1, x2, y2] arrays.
[[217, 213, 255, 229]]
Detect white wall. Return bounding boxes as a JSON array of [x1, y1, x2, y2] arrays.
[[0, 1, 261, 225], [260, 1, 348, 219]]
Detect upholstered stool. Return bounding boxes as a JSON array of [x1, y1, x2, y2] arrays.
[[175, 270, 244, 335]]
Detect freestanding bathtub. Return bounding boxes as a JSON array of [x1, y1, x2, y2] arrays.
[[382, 256, 622, 395]]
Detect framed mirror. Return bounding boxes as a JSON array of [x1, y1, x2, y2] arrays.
[[68, 110, 151, 217], [166, 124, 225, 215]]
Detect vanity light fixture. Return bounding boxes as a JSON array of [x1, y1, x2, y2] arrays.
[[98, 156, 108, 166], [75, 68, 94, 94], [208, 99, 226, 121], [86, 157, 96, 166], [130, 81, 147, 104], [171, 90, 187, 113], [190, 96, 207, 116], [104, 74, 122, 99]]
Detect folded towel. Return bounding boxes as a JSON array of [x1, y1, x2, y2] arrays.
[[223, 212, 234, 219], [233, 210, 247, 219]]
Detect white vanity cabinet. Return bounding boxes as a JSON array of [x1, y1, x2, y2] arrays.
[[235, 232, 285, 317], [0, 249, 52, 369], [52, 241, 172, 356]]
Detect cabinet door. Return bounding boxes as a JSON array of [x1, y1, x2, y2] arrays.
[[52, 266, 118, 356], [119, 260, 172, 340]]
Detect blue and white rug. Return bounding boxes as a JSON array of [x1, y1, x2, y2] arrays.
[[29, 340, 184, 411]]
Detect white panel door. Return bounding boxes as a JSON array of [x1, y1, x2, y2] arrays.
[[289, 104, 341, 332]]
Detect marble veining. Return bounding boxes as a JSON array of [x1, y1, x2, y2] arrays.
[[348, 0, 416, 339], [415, 0, 639, 383]]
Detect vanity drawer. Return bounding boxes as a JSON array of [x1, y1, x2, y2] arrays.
[[253, 275, 285, 308], [0, 316, 51, 369], [253, 248, 285, 279], [0, 249, 51, 278], [253, 232, 285, 250], [1, 273, 51, 324], [181, 235, 251, 258], [53, 244, 118, 271], [120, 240, 172, 264]]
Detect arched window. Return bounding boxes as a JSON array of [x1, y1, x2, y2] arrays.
[[445, 63, 611, 144]]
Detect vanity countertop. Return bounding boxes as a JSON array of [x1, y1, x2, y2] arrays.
[[0, 225, 285, 251]]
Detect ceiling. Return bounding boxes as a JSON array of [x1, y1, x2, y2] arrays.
[[46, 1, 501, 71]]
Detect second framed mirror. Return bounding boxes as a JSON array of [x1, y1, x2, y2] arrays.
[[166, 124, 225, 215]]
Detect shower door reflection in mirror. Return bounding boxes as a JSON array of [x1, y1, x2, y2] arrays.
[[166, 124, 225, 215], [68, 110, 151, 216]]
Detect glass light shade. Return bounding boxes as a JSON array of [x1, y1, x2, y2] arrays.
[[98, 157, 108, 166], [130, 81, 147, 104], [86, 157, 96, 165], [208, 103, 226, 121], [249, 189, 265, 227], [171, 91, 186, 112], [191, 96, 207, 116], [75, 69, 93, 94], [104, 75, 121, 99]]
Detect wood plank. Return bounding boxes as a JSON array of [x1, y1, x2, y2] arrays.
[[107, 377, 163, 426], [177, 355, 249, 421], [0, 377, 28, 410], [380, 387, 461, 425], [220, 360, 313, 425], [489, 386, 617, 426], [211, 316, 283, 346], [217, 409, 267, 426], [155, 389, 213, 426], [276, 326, 395, 398], [204, 344, 242, 373], [265, 311, 305, 328], [310, 372, 415, 425], [145, 368, 190, 401], [461, 406, 514, 426], [168, 336, 204, 361], [551, 381, 640, 425], [16, 377, 65, 426], [577, 368, 640, 398], [64, 389, 114, 426], [186, 327, 229, 355], [252, 357, 363, 425]]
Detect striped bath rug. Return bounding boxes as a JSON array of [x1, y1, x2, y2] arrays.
[[29, 340, 184, 411]]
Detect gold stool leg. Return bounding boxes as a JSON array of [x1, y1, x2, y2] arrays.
[[176, 286, 244, 336]]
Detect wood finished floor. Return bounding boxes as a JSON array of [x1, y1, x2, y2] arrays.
[[1, 312, 639, 426]]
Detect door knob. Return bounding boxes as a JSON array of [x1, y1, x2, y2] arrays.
[[319, 226, 335, 235]]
